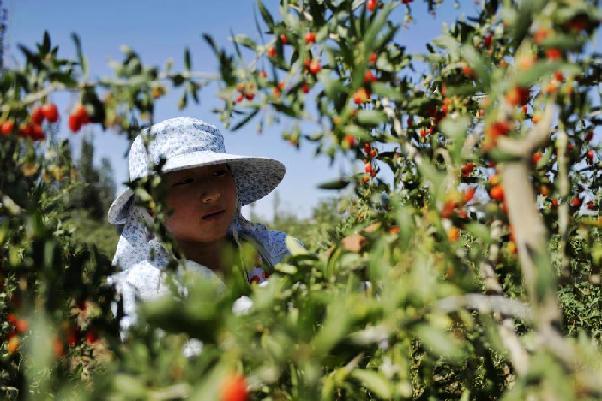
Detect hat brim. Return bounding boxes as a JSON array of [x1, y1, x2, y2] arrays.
[[107, 151, 285, 225]]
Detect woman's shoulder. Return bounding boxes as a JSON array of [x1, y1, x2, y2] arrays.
[[244, 223, 305, 266]]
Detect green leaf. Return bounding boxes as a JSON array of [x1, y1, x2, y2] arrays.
[[357, 110, 387, 125], [371, 82, 402, 101], [440, 114, 470, 163], [540, 34, 587, 50], [275, 263, 298, 274], [350, 369, 392, 399], [464, 223, 492, 243], [231, 108, 260, 131], [414, 324, 465, 362], [184, 47, 191, 70], [202, 33, 235, 86], [317, 178, 350, 190], [515, 62, 572, 87], [42, 31, 51, 55], [232, 34, 257, 50], [70, 32, 88, 77], [286, 235, 308, 256], [322, 77, 346, 100], [461, 45, 490, 88], [256, 0, 275, 31]]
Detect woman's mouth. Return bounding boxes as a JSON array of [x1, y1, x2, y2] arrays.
[[202, 209, 226, 220]]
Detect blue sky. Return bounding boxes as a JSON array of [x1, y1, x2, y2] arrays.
[[6, 1, 598, 220]]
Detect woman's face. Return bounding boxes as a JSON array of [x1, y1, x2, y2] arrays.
[[162, 163, 237, 243]]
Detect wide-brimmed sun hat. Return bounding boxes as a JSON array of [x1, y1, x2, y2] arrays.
[[107, 117, 286, 225]]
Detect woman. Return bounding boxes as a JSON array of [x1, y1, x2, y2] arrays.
[[107, 117, 297, 336]]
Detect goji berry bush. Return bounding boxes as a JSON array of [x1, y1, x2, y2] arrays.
[[0, 1, 600, 400]]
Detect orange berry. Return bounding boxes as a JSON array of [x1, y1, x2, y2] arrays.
[[586, 149, 595, 162], [483, 33, 493, 49], [15, 319, 28, 334], [462, 65, 475, 77], [554, 71, 564, 82], [456, 209, 468, 219], [544, 81, 559, 94], [533, 28, 549, 44], [353, 88, 369, 105], [304, 32, 316, 44], [364, 162, 373, 174], [487, 121, 511, 139], [545, 48, 562, 61], [308, 59, 321, 75], [31, 107, 45, 125], [7, 313, 17, 325], [447, 226, 460, 242], [221, 374, 248, 401], [73, 104, 89, 124], [267, 46, 277, 58], [463, 187, 477, 203], [506, 86, 530, 106], [85, 329, 98, 345], [369, 52, 377, 65], [344, 134, 357, 147], [31, 123, 45, 141], [490, 185, 504, 202], [518, 54, 535, 70], [441, 200, 456, 219], [53, 337, 64, 358], [7, 336, 20, 354], [461, 162, 475, 176], [570, 196, 581, 207], [363, 70, 376, 83], [566, 15, 590, 32], [1, 120, 14, 135], [532, 152, 542, 165]]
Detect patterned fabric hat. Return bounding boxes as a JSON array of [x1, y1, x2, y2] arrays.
[[107, 117, 286, 224]]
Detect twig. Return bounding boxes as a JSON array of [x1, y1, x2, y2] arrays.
[[496, 103, 555, 157], [437, 294, 532, 321], [556, 125, 570, 272]]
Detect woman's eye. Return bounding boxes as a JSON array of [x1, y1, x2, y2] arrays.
[[173, 177, 194, 186]]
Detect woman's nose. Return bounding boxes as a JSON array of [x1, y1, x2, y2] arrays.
[[200, 190, 221, 204]]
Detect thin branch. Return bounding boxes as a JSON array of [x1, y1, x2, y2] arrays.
[[496, 103, 556, 157], [437, 294, 532, 321]]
